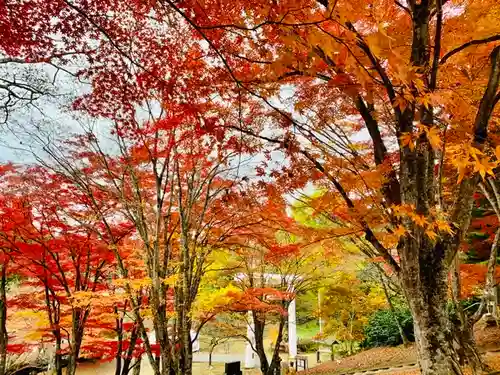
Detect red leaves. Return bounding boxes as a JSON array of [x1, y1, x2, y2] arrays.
[[265, 244, 300, 264], [459, 263, 500, 298], [6, 343, 36, 354], [225, 287, 290, 315]]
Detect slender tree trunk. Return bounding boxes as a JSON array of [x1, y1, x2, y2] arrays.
[[66, 310, 87, 375], [121, 324, 139, 375], [267, 316, 285, 375], [253, 314, 269, 375], [54, 330, 63, 375], [132, 357, 141, 375], [208, 346, 214, 368], [378, 268, 409, 346], [483, 227, 499, 318], [115, 314, 124, 375], [0, 264, 7, 375], [451, 255, 484, 374]]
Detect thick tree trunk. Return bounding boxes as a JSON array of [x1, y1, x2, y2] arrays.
[[400, 240, 462, 375], [180, 318, 193, 375], [0, 265, 7, 375]]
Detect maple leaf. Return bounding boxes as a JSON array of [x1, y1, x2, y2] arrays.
[[473, 157, 497, 180], [400, 133, 415, 151], [412, 215, 428, 227], [416, 94, 432, 109], [393, 96, 408, 112], [425, 229, 438, 241], [425, 127, 442, 150], [393, 225, 406, 238], [468, 146, 484, 161], [435, 220, 454, 235]]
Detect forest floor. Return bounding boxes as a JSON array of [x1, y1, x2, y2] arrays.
[[303, 326, 500, 375]]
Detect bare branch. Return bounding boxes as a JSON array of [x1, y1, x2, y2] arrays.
[[440, 34, 500, 65]]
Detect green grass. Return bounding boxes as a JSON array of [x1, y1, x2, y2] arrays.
[[297, 321, 321, 341]]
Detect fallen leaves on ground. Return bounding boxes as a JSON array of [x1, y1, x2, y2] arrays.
[[388, 352, 500, 375], [303, 345, 416, 374], [475, 325, 500, 352], [303, 326, 500, 375]]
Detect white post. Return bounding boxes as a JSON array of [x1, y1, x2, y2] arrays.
[[288, 296, 298, 360], [245, 311, 257, 368], [318, 289, 323, 335]]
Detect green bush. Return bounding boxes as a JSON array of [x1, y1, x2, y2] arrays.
[[297, 339, 321, 353], [363, 308, 414, 347]]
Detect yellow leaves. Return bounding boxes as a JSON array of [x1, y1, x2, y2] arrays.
[[163, 274, 178, 285], [390, 206, 454, 242], [450, 144, 498, 183], [416, 94, 432, 109], [399, 132, 415, 151], [71, 291, 94, 308], [391, 204, 415, 218], [393, 225, 406, 238], [412, 214, 428, 227], [393, 95, 409, 112], [435, 220, 454, 235], [366, 34, 383, 59], [473, 157, 497, 179], [193, 284, 240, 316], [426, 126, 442, 150], [425, 229, 438, 241], [495, 145, 500, 161], [400, 126, 442, 151], [468, 146, 484, 160], [113, 277, 153, 291]]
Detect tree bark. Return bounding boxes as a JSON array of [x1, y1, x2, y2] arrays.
[[399, 239, 462, 375], [121, 324, 139, 375], [267, 316, 285, 375], [0, 264, 7, 375], [114, 313, 124, 375], [451, 255, 484, 373], [54, 330, 63, 375], [253, 313, 269, 375], [66, 308, 87, 375], [378, 269, 409, 346], [132, 357, 141, 375]]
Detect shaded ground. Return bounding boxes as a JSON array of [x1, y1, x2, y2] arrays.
[[303, 345, 416, 375], [303, 326, 500, 375]]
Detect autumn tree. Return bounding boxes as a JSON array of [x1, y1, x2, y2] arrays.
[[0, 167, 131, 375], [144, 1, 500, 373], [0, 164, 28, 375], [214, 192, 331, 375], [3, 0, 500, 374], [31, 103, 261, 375], [470, 178, 500, 320], [320, 271, 386, 355]]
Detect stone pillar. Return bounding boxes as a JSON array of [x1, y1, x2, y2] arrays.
[[288, 297, 297, 359], [245, 311, 256, 368]]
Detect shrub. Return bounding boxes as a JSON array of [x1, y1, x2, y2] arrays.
[[297, 339, 321, 353], [363, 308, 414, 347]]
